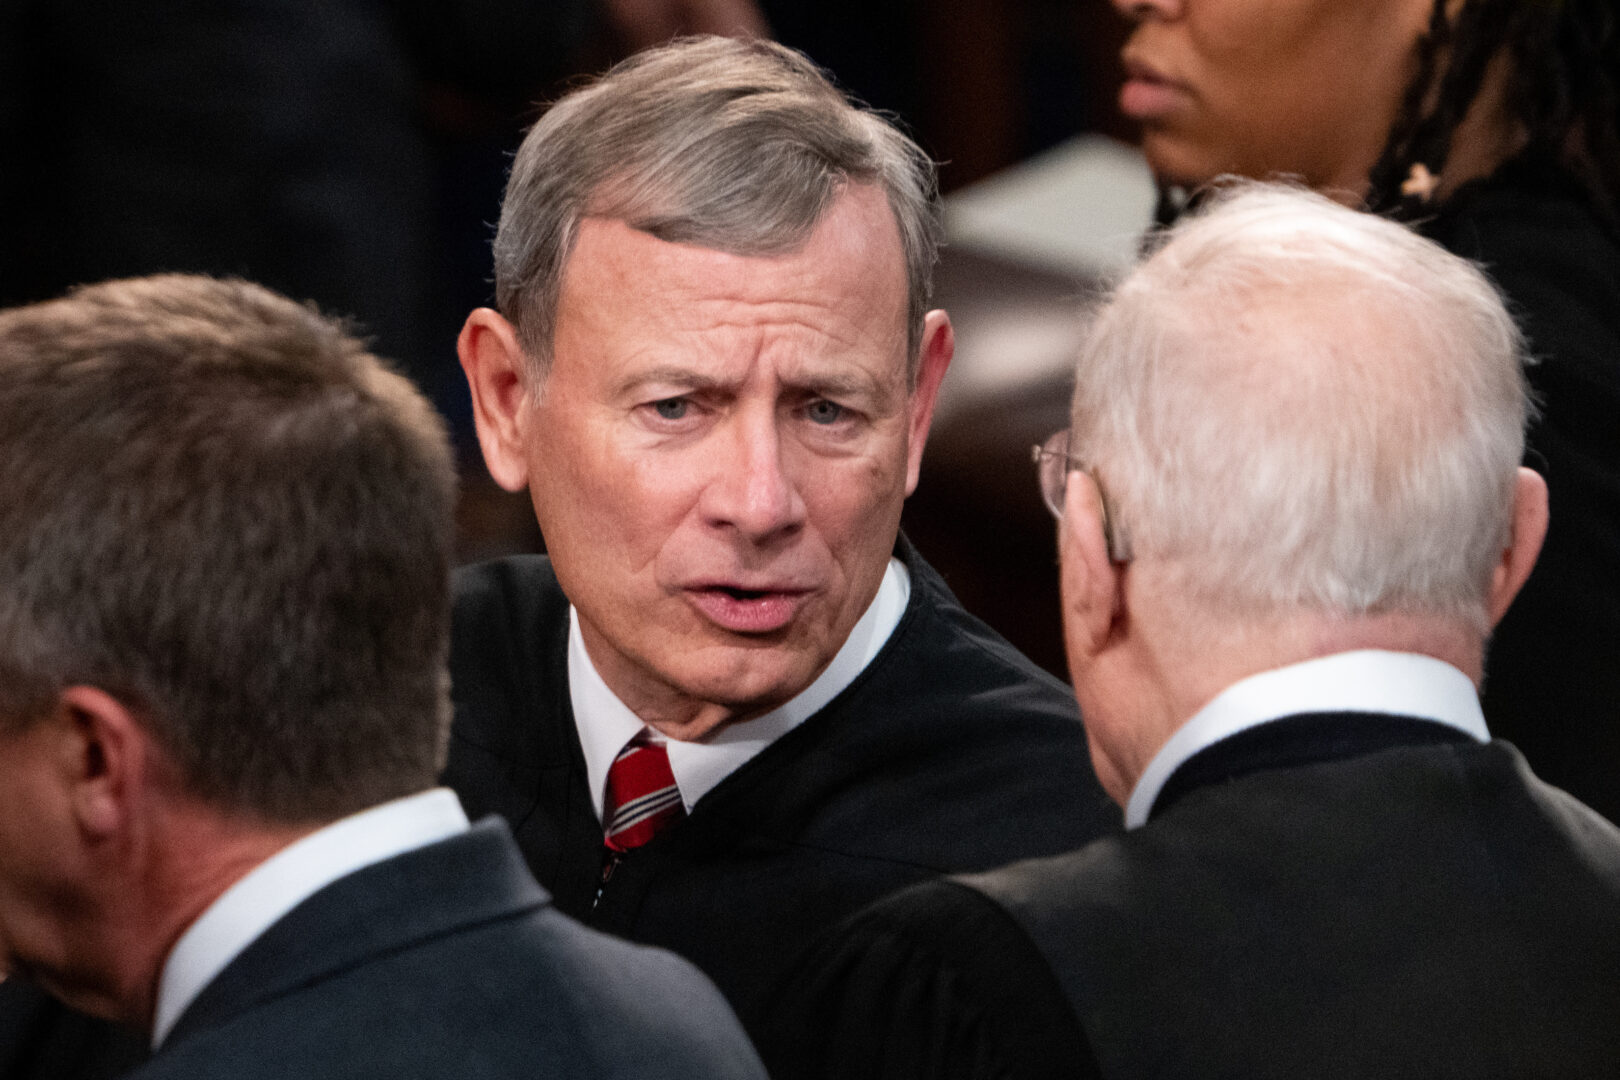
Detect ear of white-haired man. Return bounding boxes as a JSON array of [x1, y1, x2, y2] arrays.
[[1058, 465, 1550, 808]]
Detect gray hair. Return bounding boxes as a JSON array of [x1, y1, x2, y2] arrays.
[[1070, 182, 1532, 630], [493, 35, 943, 381], [0, 275, 458, 825]]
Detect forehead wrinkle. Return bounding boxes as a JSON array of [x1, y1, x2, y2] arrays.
[[610, 364, 732, 397], [604, 324, 897, 389], [643, 298, 906, 378], [671, 288, 901, 352], [562, 198, 911, 389]]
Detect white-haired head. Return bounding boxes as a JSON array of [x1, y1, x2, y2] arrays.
[[1069, 181, 1532, 632]]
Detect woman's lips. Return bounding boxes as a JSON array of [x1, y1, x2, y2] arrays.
[[685, 585, 810, 634], [1118, 59, 1187, 121]]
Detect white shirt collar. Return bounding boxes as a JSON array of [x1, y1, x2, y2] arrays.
[[570, 557, 911, 820], [151, 788, 469, 1047], [1125, 650, 1489, 829]]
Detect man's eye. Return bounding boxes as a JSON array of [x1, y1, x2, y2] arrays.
[[806, 399, 845, 425], [653, 398, 689, 420]]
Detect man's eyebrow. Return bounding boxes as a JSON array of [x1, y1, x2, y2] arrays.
[[612, 367, 731, 397], [612, 367, 892, 401], [784, 369, 886, 400]]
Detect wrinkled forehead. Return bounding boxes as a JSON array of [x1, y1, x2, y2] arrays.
[[556, 189, 912, 373]]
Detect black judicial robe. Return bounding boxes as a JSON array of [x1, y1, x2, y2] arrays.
[[443, 538, 1119, 1043], [765, 713, 1620, 1079]]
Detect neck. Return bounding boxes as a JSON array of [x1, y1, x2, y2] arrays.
[[1095, 600, 1486, 801], [575, 616, 795, 742], [95, 807, 316, 1031], [1438, 50, 1527, 197]]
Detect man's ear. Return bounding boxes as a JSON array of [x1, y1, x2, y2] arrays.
[[903, 310, 954, 496], [53, 687, 151, 841], [458, 308, 537, 494], [1487, 466, 1550, 627], [1059, 470, 1123, 663]]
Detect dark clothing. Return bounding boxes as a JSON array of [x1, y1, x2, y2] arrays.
[[129, 819, 763, 1080], [1, 822, 762, 1080], [0, 984, 147, 1080], [443, 539, 1119, 1039], [0, 541, 1114, 1078], [767, 713, 1620, 1079], [763, 878, 1095, 1080], [1418, 157, 1620, 823]]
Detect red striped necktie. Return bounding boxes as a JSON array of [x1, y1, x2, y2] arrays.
[[603, 733, 686, 853]]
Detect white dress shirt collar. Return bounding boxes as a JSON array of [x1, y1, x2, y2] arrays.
[[151, 788, 469, 1048], [571, 557, 912, 820], [1125, 650, 1489, 830]]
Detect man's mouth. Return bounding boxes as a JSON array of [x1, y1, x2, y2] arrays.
[[685, 585, 810, 634], [717, 586, 769, 600]]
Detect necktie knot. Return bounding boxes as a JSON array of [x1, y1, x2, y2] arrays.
[[603, 733, 685, 853]]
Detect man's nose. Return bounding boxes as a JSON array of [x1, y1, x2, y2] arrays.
[[699, 414, 806, 543], [1112, 0, 1180, 22]]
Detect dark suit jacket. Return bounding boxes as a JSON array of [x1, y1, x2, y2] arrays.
[[444, 538, 1119, 1046], [767, 713, 1620, 1079], [113, 818, 765, 1080]]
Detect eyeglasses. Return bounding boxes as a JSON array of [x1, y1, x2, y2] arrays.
[[1031, 429, 1131, 562]]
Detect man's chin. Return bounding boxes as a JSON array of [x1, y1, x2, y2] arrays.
[[653, 662, 824, 740], [656, 694, 793, 741]]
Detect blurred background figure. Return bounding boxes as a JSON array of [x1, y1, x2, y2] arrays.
[[1103, 0, 1620, 821]]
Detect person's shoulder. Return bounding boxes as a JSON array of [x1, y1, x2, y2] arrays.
[[762, 876, 1094, 1080], [448, 554, 570, 752], [127, 887, 764, 1080], [885, 540, 1080, 724], [772, 541, 1117, 861], [857, 544, 1094, 781], [1473, 740, 1620, 878], [1422, 158, 1620, 376], [453, 553, 564, 623], [516, 911, 768, 1078], [954, 830, 1149, 932], [1423, 156, 1618, 261]]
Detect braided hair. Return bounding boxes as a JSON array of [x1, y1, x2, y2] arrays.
[[1365, 0, 1620, 225]]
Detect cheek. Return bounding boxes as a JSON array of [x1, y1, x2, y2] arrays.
[[1193, 21, 1307, 123], [806, 449, 906, 535], [1179, 28, 1403, 187], [808, 463, 910, 625], [529, 421, 683, 560]]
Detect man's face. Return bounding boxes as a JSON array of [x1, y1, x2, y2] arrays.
[[522, 185, 946, 738]]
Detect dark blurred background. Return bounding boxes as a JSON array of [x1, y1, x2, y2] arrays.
[[0, 0, 1148, 680]]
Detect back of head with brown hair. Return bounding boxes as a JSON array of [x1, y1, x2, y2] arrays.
[[0, 274, 458, 825]]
